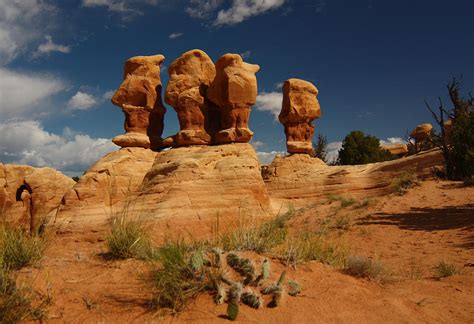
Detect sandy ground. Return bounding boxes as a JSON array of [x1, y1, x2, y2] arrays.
[[18, 179, 473, 323]]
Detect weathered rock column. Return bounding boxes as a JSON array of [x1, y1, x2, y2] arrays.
[[279, 78, 321, 154], [207, 54, 260, 144], [409, 123, 433, 152], [163, 49, 217, 146], [111, 54, 166, 150]]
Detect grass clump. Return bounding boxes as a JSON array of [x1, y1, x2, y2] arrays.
[[0, 224, 48, 323], [331, 214, 352, 231], [392, 170, 418, 195], [327, 194, 357, 207], [435, 261, 462, 278], [149, 240, 213, 313], [345, 255, 385, 280], [106, 217, 154, 260], [277, 233, 348, 268], [219, 209, 293, 253]]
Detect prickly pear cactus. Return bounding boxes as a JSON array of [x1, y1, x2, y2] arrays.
[[277, 270, 287, 287], [228, 282, 243, 303], [241, 290, 262, 309], [261, 258, 270, 281], [288, 280, 301, 297], [227, 302, 239, 321]]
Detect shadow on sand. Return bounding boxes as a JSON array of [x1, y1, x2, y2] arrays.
[[358, 204, 474, 249]]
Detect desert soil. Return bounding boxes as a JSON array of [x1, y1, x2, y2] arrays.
[[19, 179, 473, 323]]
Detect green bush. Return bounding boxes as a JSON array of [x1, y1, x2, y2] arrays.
[[337, 131, 394, 165]]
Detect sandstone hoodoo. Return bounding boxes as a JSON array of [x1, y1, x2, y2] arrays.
[[111, 54, 166, 150], [207, 54, 260, 144], [279, 78, 321, 154], [164, 49, 217, 146], [409, 123, 433, 152]]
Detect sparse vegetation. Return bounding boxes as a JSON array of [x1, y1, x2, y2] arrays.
[[392, 170, 418, 195], [435, 261, 462, 278], [106, 217, 154, 259], [311, 133, 328, 161], [406, 256, 424, 280], [0, 224, 48, 323], [332, 214, 352, 231], [327, 194, 357, 207], [345, 255, 385, 280]]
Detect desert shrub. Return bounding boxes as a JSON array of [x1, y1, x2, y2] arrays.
[[311, 133, 328, 161], [426, 78, 474, 180], [327, 194, 357, 207], [0, 269, 48, 323], [345, 255, 384, 280], [332, 215, 352, 231], [277, 233, 348, 268], [219, 209, 293, 253], [406, 256, 424, 280], [149, 240, 213, 313], [0, 225, 45, 271], [106, 218, 154, 260], [337, 131, 394, 165], [392, 170, 418, 195], [435, 261, 462, 277]]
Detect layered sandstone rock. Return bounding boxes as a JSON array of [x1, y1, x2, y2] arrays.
[[279, 78, 321, 154], [111, 55, 166, 149], [409, 123, 433, 152], [164, 49, 217, 146], [0, 164, 75, 229], [55, 144, 271, 231], [263, 149, 444, 209], [380, 143, 408, 157], [207, 54, 260, 144], [56, 148, 157, 227]]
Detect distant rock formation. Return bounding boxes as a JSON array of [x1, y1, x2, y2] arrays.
[[409, 123, 433, 152], [207, 54, 260, 144], [164, 49, 217, 146], [279, 78, 321, 154], [111, 55, 166, 150], [0, 164, 75, 230], [380, 143, 408, 157]]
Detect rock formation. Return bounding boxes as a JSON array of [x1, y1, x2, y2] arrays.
[[410, 123, 433, 152], [380, 143, 408, 157], [56, 148, 158, 228], [207, 54, 260, 144], [111, 54, 166, 150], [263, 149, 444, 209], [164, 49, 217, 146], [279, 78, 321, 154], [0, 164, 75, 230]]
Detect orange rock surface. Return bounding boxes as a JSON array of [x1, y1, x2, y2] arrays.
[[111, 54, 166, 149], [279, 78, 321, 154], [207, 54, 260, 144]]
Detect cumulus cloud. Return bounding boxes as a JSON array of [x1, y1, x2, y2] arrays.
[[0, 68, 64, 119], [34, 35, 71, 57], [256, 150, 285, 165], [169, 32, 183, 39], [379, 137, 407, 146], [325, 141, 342, 164], [250, 140, 265, 149], [0, 0, 57, 64], [67, 91, 98, 111], [102, 90, 115, 100], [255, 91, 282, 119], [214, 0, 286, 26], [186, 0, 223, 19], [0, 120, 118, 176]]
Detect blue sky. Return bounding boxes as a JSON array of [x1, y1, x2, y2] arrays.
[[0, 0, 473, 175]]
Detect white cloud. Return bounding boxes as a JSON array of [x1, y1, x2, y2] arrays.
[[102, 90, 115, 100], [0, 0, 57, 64], [256, 150, 285, 165], [240, 50, 251, 59], [81, 0, 162, 20], [379, 137, 407, 145], [325, 141, 342, 164], [255, 91, 282, 119], [0, 120, 118, 176], [34, 35, 71, 57], [67, 91, 98, 111], [186, 0, 223, 19], [214, 0, 286, 26], [169, 32, 183, 39], [275, 82, 283, 89], [0, 68, 64, 119], [251, 140, 265, 149]]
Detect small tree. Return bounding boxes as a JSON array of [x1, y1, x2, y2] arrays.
[[337, 131, 393, 165], [311, 133, 328, 161], [425, 78, 474, 180]]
